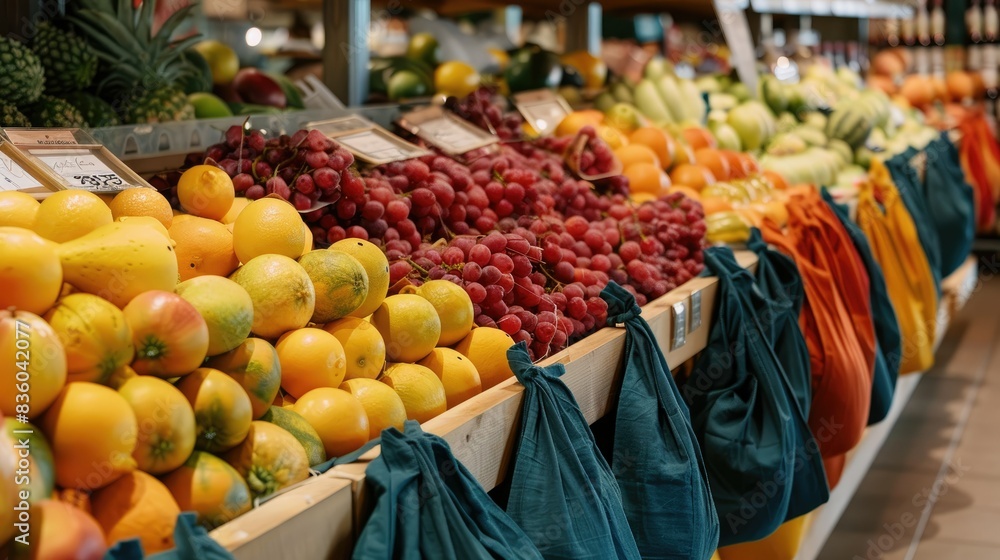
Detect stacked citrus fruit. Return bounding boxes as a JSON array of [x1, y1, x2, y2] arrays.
[[0, 174, 516, 552]]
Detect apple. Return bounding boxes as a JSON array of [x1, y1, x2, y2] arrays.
[[123, 291, 210, 378], [231, 68, 286, 109]]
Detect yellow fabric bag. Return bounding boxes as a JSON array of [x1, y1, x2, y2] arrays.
[[716, 515, 810, 560], [856, 159, 938, 374]]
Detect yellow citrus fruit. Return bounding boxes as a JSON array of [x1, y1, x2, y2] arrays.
[[298, 249, 369, 323], [228, 254, 316, 339], [108, 188, 173, 229], [323, 317, 386, 380], [275, 328, 347, 398], [381, 363, 447, 423], [417, 347, 482, 408], [176, 165, 235, 221], [625, 162, 671, 197], [0, 227, 62, 314], [116, 216, 171, 240], [340, 378, 406, 439], [33, 189, 113, 243], [629, 127, 676, 170], [292, 387, 370, 457], [232, 198, 305, 263], [175, 276, 254, 356], [168, 216, 239, 281], [221, 197, 250, 224], [402, 280, 473, 347], [1, 310, 67, 419], [614, 144, 661, 170], [0, 191, 40, 229], [329, 239, 389, 318], [302, 223, 314, 254], [370, 294, 441, 363], [453, 327, 515, 390]]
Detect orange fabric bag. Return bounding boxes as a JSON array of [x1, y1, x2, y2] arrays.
[[856, 160, 938, 374]]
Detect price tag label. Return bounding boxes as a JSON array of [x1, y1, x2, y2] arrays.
[[512, 90, 571, 136], [671, 301, 687, 350], [33, 150, 126, 190], [689, 290, 702, 333], [398, 106, 498, 155], [4, 129, 78, 146], [308, 116, 430, 165], [0, 153, 42, 191]]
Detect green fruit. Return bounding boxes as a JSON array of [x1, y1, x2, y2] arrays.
[[192, 40, 240, 86], [31, 21, 98, 94], [24, 95, 87, 127], [188, 92, 234, 119], [178, 49, 215, 94], [65, 92, 121, 128], [0, 36, 44, 106], [260, 406, 327, 467], [604, 103, 640, 132], [387, 69, 431, 101], [406, 33, 439, 67], [505, 47, 562, 93], [1, 104, 31, 127], [267, 73, 305, 109]]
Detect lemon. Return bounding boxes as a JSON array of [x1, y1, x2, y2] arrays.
[[417, 348, 482, 408], [380, 363, 447, 423], [176, 165, 235, 221], [0, 191, 40, 229], [370, 294, 441, 363], [169, 216, 240, 280], [323, 317, 386, 380], [109, 188, 173, 229], [221, 197, 250, 224], [329, 239, 389, 318], [340, 378, 406, 439], [229, 255, 316, 339], [116, 216, 171, 240], [33, 190, 113, 242], [403, 280, 474, 346], [233, 198, 305, 263], [302, 223, 314, 255], [453, 327, 515, 390]]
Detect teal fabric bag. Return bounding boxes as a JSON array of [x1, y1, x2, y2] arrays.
[[886, 149, 943, 294], [923, 133, 975, 277], [679, 246, 799, 546], [104, 513, 233, 560], [821, 190, 902, 425], [504, 342, 641, 560], [352, 421, 542, 560], [597, 281, 718, 560]]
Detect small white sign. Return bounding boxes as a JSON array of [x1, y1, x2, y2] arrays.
[[689, 290, 703, 333], [34, 150, 126, 190], [400, 106, 498, 155], [513, 90, 571, 136], [0, 153, 42, 191], [672, 300, 687, 350]]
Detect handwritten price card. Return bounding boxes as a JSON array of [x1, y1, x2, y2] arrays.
[[32, 150, 127, 190], [0, 152, 43, 192]]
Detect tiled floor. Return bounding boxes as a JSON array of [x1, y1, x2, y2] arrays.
[[817, 264, 1000, 559]]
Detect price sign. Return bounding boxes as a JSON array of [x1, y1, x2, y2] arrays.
[[398, 106, 498, 155], [0, 153, 43, 191], [4, 129, 79, 146], [33, 150, 126, 190], [512, 90, 571, 136], [671, 300, 687, 350], [713, 1, 757, 97], [308, 116, 430, 165], [689, 290, 703, 333]]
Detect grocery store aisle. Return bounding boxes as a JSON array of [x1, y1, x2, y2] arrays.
[[818, 258, 1000, 560]]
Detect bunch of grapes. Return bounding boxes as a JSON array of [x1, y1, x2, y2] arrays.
[[185, 126, 360, 212], [446, 87, 525, 141], [536, 125, 618, 178]]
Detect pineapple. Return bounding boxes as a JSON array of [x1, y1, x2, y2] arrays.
[[65, 92, 121, 128], [1, 104, 32, 127], [31, 21, 98, 94], [69, 0, 201, 124], [25, 95, 88, 128], [0, 36, 45, 106]]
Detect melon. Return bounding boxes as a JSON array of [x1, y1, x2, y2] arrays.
[[826, 101, 874, 149], [229, 254, 315, 340], [298, 249, 369, 324]]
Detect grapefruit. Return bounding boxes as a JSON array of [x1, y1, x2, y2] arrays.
[[260, 405, 327, 466], [229, 254, 316, 339], [370, 294, 441, 363], [30, 500, 107, 560], [340, 378, 407, 439], [329, 238, 389, 318], [380, 363, 447, 423], [223, 421, 310, 499], [117, 376, 196, 475], [0, 227, 61, 314], [298, 249, 369, 323], [33, 190, 113, 243], [89, 471, 180, 554], [160, 451, 251, 529], [1, 310, 67, 419], [402, 279, 474, 347]]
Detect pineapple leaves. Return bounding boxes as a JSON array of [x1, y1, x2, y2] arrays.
[[135, 0, 156, 46]]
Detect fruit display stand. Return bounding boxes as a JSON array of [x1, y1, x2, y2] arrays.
[[207, 249, 757, 559]]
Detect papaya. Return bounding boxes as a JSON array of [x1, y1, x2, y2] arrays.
[[44, 293, 134, 386], [57, 221, 178, 308], [206, 338, 282, 419], [224, 421, 310, 499], [89, 471, 180, 554], [260, 405, 327, 467], [161, 451, 252, 529], [2, 418, 55, 502], [1, 309, 67, 418]]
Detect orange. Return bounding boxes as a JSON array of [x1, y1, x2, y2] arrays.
[[169, 215, 240, 280], [0, 191, 40, 229], [762, 170, 790, 191], [681, 126, 716, 150], [762, 200, 789, 227], [0, 310, 66, 419], [221, 197, 251, 224], [33, 189, 113, 243], [232, 198, 305, 262], [737, 206, 765, 228], [175, 368, 253, 454], [614, 144, 661, 170], [899, 76, 935, 108], [293, 387, 370, 457], [595, 125, 628, 149], [739, 153, 761, 175], [381, 363, 448, 423], [669, 164, 716, 191], [628, 127, 675, 170], [39, 382, 138, 490], [724, 151, 754, 179], [624, 162, 670, 197], [700, 196, 734, 215], [694, 148, 731, 182], [323, 317, 386, 380], [340, 378, 407, 439], [452, 327, 515, 390], [275, 328, 347, 397], [672, 143, 696, 168], [90, 471, 180, 554], [418, 347, 483, 408], [946, 71, 976, 101], [176, 165, 235, 221], [666, 185, 702, 202], [555, 110, 604, 137], [370, 294, 441, 363], [108, 188, 173, 229], [0, 227, 62, 314], [117, 376, 196, 475]]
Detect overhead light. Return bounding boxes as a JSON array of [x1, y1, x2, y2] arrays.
[[246, 27, 262, 47]]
